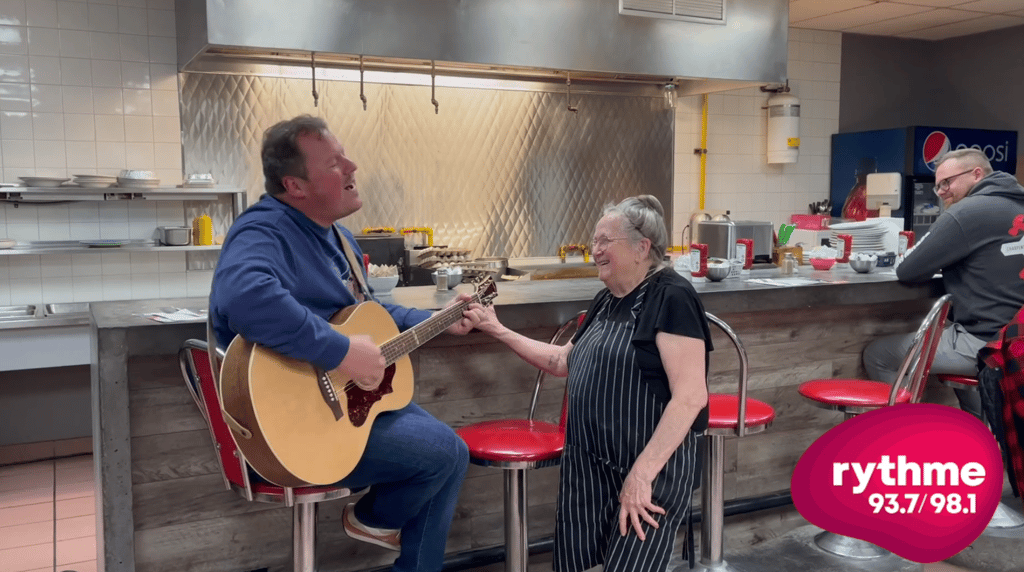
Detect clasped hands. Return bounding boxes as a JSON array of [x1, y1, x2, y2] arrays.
[[331, 293, 487, 391]]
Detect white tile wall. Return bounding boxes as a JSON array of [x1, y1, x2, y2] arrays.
[[0, 0, 208, 307], [672, 28, 843, 246]]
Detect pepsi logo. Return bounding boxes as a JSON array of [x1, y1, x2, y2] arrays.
[[922, 131, 950, 171]]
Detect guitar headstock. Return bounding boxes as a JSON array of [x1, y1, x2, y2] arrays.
[[471, 275, 498, 306]]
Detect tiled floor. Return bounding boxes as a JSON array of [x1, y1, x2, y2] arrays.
[[0, 456, 96, 572], [0, 455, 1008, 572]]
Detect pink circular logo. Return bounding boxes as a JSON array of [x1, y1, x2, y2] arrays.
[[791, 403, 1004, 563]]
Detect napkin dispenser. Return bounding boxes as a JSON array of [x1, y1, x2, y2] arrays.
[[697, 221, 774, 263]]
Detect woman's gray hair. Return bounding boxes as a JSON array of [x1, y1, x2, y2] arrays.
[[601, 195, 668, 268]]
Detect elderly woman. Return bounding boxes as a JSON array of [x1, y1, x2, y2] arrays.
[[473, 195, 711, 572]]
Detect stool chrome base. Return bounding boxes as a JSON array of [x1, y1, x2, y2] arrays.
[[987, 501, 1024, 529], [692, 560, 741, 572], [813, 531, 890, 559]]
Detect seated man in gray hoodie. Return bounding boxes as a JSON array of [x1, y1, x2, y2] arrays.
[[864, 148, 1024, 418]]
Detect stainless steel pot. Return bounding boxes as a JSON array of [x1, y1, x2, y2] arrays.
[[158, 226, 191, 246], [475, 257, 508, 278]]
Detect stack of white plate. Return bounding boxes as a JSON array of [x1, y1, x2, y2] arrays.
[[73, 174, 117, 188], [19, 176, 70, 187], [182, 173, 215, 188], [117, 170, 160, 188], [828, 221, 889, 252]]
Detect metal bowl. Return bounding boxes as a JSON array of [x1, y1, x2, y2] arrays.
[[706, 264, 731, 282], [849, 258, 877, 273]]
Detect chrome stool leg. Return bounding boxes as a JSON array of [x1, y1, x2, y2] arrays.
[[505, 468, 528, 572], [293, 502, 318, 572], [813, 531, 889, 559], [694, 433, 737, 572]]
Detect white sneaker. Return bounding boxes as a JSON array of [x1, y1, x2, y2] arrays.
[[343, 503, 402, 551]]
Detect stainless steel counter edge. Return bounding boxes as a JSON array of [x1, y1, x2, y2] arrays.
[[0, 314, 91, 330], [88, 268, 942, 332]]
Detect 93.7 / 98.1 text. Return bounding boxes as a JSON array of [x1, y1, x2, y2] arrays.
[[868, 493, 977, 515]]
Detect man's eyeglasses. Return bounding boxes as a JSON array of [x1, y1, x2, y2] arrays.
[[590, 236, 630, 251], [934, 169, 975, 192]]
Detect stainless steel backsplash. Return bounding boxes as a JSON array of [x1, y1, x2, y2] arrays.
[[180, 73, 672, 258]]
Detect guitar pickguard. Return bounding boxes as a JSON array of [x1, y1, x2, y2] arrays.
[[346, 364, 397, 427]]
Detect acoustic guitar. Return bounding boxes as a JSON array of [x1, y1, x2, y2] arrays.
[[219, 276, 498, 487]]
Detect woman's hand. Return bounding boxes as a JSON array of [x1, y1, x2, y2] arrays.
[[618, 469, 665, 541], [470, 303, 506, 337]]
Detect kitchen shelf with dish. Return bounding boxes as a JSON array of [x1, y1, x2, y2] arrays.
[[0, 240, 223, 256]]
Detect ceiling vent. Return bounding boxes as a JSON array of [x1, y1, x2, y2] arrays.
[[619, 0, 726, 25]]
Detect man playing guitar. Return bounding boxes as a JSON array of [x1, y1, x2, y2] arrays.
[[210, 115, 485, 570]]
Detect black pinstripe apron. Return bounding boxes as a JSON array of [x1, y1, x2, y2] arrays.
[[554, 279, 701, 572]]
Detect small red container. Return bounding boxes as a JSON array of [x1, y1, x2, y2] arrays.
[[898, 231, 915, 255], [835, 234, 853, 263], [736, 239, 754, 270], [790, 214, 830, 230], [810, 258, 836, 271], [690, 243, 708, 278]]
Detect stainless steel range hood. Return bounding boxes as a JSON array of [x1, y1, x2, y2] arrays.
[[177, 0, 788, 94]]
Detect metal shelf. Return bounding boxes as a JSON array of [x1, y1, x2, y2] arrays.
[[0, 241, 222, 256], [0, 186, 245, 202]]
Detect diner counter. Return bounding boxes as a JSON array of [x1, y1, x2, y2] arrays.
[[91, 266, 946, 572]]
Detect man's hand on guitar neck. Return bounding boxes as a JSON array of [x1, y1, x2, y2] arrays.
[[443, 293, 486, 335], [332, 334, 386, 391]]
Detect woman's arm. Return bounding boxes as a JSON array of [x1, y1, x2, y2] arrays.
[[619, 331, 709, 540], [475, 305, 572, 377]]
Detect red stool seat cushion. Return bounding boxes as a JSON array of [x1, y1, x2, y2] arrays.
[[707, 394, 776, 430], [250, 481, 349, 497], [799, 379, 912, 408], [937, 374, 979, 388], [457, 419, 564, 463]]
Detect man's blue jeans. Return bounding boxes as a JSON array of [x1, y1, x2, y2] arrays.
[[338, 402, 469, 572]]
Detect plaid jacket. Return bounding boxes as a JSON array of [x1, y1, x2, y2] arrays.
[[979, 304, 1024, 503]]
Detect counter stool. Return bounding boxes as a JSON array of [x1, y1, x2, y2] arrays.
[[455, 312, 585, 572], [798, 294, 953, 559], [697, 313, 776, 572], [179, 334, 356, 572], [938, 374, 1024, 530]]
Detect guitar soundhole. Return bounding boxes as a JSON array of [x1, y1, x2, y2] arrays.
[[347, 364, 396, 427]]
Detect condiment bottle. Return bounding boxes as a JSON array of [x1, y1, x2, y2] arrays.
[[835, 233, 853, 264], [690, 243, 708, 282], [736, 239, 753, 271], [898, 230, 915, 256], [782, 252, 797, 276], [192, 214, 213, 246]]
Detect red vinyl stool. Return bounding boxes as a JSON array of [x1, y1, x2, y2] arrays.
[[456, 312, 584, 572], [697, 313, 776, 572], [937, 374, 1024, 530], [798, 294, 953, 558], [180, 332, 356, 572]]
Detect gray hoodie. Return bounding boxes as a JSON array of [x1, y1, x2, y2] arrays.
[[897, 171, 1024, 340]]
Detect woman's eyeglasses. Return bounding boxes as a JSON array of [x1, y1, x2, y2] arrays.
[[590, 236, 630, 251]]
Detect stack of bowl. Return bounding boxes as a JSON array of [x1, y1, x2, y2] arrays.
[[117, 170, 160, 188]]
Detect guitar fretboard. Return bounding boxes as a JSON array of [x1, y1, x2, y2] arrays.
[[380, 293, 481, 366]]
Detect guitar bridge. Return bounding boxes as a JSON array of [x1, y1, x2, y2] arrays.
[[315, 369, 345, 421]]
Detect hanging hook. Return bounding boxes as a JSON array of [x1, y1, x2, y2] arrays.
[[566, 73, 578, 114], [430, 61, 439, 114], [359, 55, 367, 111], [310, 52, 319, 108]]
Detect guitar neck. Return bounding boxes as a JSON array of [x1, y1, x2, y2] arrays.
[[380, 294, 480, 366]]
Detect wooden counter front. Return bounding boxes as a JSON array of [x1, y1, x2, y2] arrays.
[[91, 268, 949, 571]]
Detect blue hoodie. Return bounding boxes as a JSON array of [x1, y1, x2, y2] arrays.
[[209, 194, 431, 371]]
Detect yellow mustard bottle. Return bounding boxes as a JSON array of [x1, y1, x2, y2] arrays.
[[192, 214, 213, 246]]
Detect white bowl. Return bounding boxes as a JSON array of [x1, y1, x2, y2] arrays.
[[368, 274, 399, 295]]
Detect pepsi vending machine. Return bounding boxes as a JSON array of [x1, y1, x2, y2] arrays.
[[830, 127, 1017, 236]]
